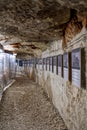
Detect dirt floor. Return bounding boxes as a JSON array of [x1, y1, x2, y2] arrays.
[[0, 77, 68, 130]]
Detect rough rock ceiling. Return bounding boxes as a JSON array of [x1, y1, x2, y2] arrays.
[[0, 0, 87, 58]]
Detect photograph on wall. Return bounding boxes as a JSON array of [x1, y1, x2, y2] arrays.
[[9, 54, 16, 79], [29, 59, 34, 67], [58, 55, 62, 77], [43, 58, 46, 70], [36, 58, 39, 69], [42, 58, 44, 70], [72, 48, 81, 87], [53, 56, 57, 74], [49, 57, 52, 72], [4, 54, 10, 84], [34, 58, 38, 68], [38, 58, 43, 70], [24, 60, 28, 67], [63, 53, 69, 80], [46, 57, 49, 71], [28, 60, 30, 67], [26, 60, 29, 67], [0, 52, 4, 82]]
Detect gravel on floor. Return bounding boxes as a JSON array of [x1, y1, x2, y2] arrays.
[[0, 77, 68, 130]]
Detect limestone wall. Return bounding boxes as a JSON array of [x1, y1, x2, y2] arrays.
[[34, 29, 87, 130]]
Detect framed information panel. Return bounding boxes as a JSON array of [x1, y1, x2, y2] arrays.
[[34, 58, 39, 69], [72, 48, 81, 88], [19, 60, 23, 67], [46, 57, 49, 71], [63, 53, 69, 81], [29, 59, 34, 67], [27, 60, 29, 67], [28, 60, 30, 67], [38, 58, 43, 70], [58, 55, 63, 77], [53, 56, 57, 74], [43, 58, 46, 70], [24, 60, 28, 67], [49, 57, 52, 72], [0, 52, 4, 82], [34, 58, 38, 68]]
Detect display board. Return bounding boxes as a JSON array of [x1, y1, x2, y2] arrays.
[[38, 58, 43, 70], [58, 55, 62, 77], [24, 60, 28, 67], [63, 53, 69, 80], [4, 54, 10, 83], [72, 48, 81, 87], [36, 58, 39, 69], [29, 59, 34, 67], [22, 60, 25, 67], [46, 57, 49, 71], [9, 54, 16, 79], [53, 56, 57, 74], [49, 57, 52, 72], [18, 60, 23, 67], [34, 58, 38, 68], [28, 60, 30, 67], [43, 58, 46, 70], [0, 52, 16, 89], [0, 52, 4, 86]]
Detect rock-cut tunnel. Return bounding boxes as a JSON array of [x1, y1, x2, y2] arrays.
[[0, 0, 87, 130]]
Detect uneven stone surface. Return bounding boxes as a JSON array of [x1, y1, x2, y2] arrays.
[[0, 77, 67, 130], [0, 0, 70, 41], [0, 0, 87, 58]]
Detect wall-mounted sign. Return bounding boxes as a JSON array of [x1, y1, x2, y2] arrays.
[[38, 58, 43, 70], [29, 59, 34, 67], [9, 55, 16, 79], [28, 60, 30, 67], [49, 57, 52, 72], [22, 60, 25, 67], [53, 56, 57, 74], [34, 58, 38, 68], [58, 55, 62, 77], [0, 52, 4, 80], [24, 60, 28, 67], [43, 58, 46, 70], [26, 60, 29, 67], [63, 53, 69, 80], [39, 58, 42, 64], [72, 48, 81, 88], [19, 60, 23, 67], [46, 57, 49, 71]]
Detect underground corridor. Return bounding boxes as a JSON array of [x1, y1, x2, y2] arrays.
[[0, 77, 67, 130], [0, 0, 87, 130]]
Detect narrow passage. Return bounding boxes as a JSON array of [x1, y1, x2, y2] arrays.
[[0, 77, 67, 130]]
